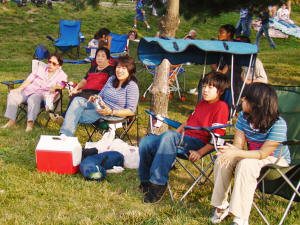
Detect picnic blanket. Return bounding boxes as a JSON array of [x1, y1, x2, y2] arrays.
[[252, 20, 288, 39], [269, 17, 300, 39]]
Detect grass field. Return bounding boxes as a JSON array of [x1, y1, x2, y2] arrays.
[[0, 1, 299, 224]]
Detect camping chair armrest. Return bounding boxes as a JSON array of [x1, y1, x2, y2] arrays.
[[274, 139, 300, 165], [178, 124, 232, 151], [46, 35, 55, 42], [0, 80, 24, 91], [145, 110, 182, 135]]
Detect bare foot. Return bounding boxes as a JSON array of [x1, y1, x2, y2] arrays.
[[25, 121, 34, 132], [1, 120, 16, 129]]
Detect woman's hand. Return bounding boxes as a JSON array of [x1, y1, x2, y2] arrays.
[[188, 150, 202, 162], [88, 96, 96, 102], [69, 88, 80, 96], [97, 103, 113, 116], [216, 143, 239, 167], [49, 86, 56, 93], [10, 88, 22, 94]]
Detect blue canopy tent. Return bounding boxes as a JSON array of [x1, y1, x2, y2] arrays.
[[137, 37, 258, 119]]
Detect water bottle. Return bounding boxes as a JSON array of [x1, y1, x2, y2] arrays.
[[94, 95, 103, 110]]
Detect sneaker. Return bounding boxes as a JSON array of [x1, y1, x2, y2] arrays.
[[210, 207, 230, 224], [231, 217, 249, 225], [143, 182, 167, 203], [146, 26, 151, 31], [138, 181, 151, 194], [132, 25, 137, 28]]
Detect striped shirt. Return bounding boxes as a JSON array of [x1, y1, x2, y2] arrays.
[[236, 111, 291, 164], [99, 76, 139, 113]]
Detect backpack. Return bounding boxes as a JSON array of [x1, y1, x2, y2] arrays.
[[33, 45, 50, 60]]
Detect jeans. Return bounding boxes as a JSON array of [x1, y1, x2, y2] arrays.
[[255, 23, 276, 49], [60, 97, 123, 136], [236, 16, 252, 37], [138, 131, 205, 185]]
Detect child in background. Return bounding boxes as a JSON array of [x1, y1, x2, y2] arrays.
[[86, 28, 112, 60], [133, 0, 151, 31], [210, 83, 290, 225]]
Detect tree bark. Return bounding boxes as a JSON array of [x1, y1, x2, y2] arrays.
[[148, 0, 180, 134]]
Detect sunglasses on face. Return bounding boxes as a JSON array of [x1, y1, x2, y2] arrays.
[[48, 60, 59, 66]]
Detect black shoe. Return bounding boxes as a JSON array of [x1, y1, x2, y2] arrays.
[[138, 181, 151, 194], [144, 182, 167, 203]]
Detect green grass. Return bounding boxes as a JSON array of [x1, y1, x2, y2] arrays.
[[0, 1, 299, 224]]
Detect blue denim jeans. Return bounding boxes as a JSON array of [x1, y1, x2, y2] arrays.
[[60, 97, 124, 136], [138, 130, 205, 185], [255, 23, 276, 49], [236, 16, 252, 37]]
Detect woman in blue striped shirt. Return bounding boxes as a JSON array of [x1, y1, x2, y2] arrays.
[[210, 83, 290, 225], [59, 55, 139, 137]]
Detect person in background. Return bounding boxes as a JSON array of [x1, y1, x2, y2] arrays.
[[86, 28, 112, 60], [255, 8, 276, 49], [126, 30, 138, 52], [184, 29, 197, 40], [210, 83, 290, 225], [1, 53, 67, 132], [236, 8, 253, 37], [236, 36, 268, 84], [277, 3, 294, 24], [132, 0, 151, 31]]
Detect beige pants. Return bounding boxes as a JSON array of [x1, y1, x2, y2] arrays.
[[211, 156, 289, 220]]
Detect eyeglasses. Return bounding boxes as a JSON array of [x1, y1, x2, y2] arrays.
[[48, 60, 59, 66]]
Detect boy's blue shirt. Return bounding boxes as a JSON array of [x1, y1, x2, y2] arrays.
[[136, 1, 144, 15]]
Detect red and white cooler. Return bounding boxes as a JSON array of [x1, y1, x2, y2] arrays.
[[35, 135, 82, 174]]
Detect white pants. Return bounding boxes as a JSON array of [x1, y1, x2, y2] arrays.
[[4, 91, 43, 122], [211, 156, 289, 220]]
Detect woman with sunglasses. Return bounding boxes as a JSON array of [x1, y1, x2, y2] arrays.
[[59, 55, 139, 137], [1, 53, 67, 132]]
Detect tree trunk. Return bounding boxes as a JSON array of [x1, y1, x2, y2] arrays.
[[148, 0, 180, 134], [287, 0, 292, 13]]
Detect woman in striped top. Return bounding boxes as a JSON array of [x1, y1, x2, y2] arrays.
[[210, 83, 290, 225], [59, 55, 139, 137]]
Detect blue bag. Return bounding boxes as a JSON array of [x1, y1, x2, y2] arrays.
[[33, 45, 50, 60], [80, 151, 124, 181]]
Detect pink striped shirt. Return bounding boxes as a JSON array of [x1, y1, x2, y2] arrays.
[[23, 63, 67, 96]]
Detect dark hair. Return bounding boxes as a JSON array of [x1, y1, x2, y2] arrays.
[[128, 30, 138, 39], [95, 47, 111, 60], [49, 53, 63, 66], [113, 55, 137, 88], [94, 28, 111, 39], [243, 83, 279, 132], [202, 71, 229, 94], [220, 24, 236, 39], [98, 40, 108, 49], [236, 35, 251, 43]]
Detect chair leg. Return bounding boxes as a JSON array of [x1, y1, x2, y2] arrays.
[[252, 202, 271, 225], [278, 181, 300, 225]]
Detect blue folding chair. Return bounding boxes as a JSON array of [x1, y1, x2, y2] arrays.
[[47, 20, 82, 59], [110, 33, 128, 58], [145, 110, 232, 201]]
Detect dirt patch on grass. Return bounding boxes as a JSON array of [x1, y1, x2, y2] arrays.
[[27, 8, 38, 14], [1, 5, 9, 11]]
